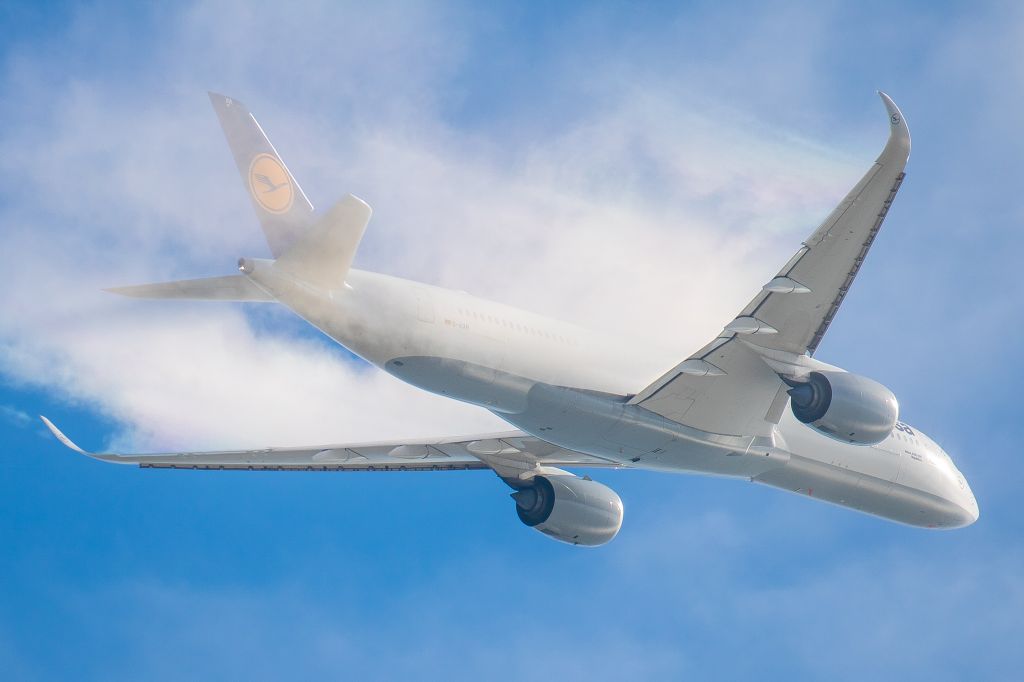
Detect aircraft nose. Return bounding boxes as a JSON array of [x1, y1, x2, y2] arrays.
[[951, 478, 979, 528], [963, 489, 979, 526], [951, 499, 979, 528]]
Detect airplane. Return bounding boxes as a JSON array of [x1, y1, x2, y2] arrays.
[[42, 91, 979, 546]]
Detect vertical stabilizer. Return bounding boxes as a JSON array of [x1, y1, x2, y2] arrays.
[[209, 92, 315, 256], [274, 194, 372, 290]]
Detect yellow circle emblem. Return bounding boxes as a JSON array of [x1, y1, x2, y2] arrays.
[[248, 153, 294, 214]]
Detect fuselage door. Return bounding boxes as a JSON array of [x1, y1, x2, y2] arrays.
[[417, 294, 435, 323]]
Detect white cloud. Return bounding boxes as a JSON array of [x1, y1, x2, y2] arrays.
[[0, 1, 872, 452], [0, 404, 32, 429], [6, 4, 909, 458]]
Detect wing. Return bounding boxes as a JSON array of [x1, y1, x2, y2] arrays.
[[631, 93, 911, 438], [40, 417, 624, 481]]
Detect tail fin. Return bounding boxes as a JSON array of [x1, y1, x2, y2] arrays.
[[208, 92, 315, 257]]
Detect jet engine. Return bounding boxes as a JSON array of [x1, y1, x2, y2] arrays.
[[787, 370, 898, 445], [511, 474, 623, 546]]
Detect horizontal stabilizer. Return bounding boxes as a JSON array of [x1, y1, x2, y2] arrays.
[[106, 274, 274, 301], [274, 194, 372, 290]]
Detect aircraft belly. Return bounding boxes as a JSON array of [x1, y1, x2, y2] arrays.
[[754, 454, 867, 507], [754, 454, 969, 528], [385, 356, 533, 413], [503, 382, 787, 478], [385, 356, 786, 478]]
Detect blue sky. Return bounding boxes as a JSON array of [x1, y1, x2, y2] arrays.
[[1, 1, 1022, 679]]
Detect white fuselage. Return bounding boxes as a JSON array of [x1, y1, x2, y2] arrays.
[[247, 262, 979, 529]]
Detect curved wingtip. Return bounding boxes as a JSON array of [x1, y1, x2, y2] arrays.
[[40, 415, 88, 454], [877, 91, 911, 160], [40, 416, 134, 465]]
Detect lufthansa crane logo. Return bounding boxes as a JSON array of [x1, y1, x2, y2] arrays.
[[248, 153, 293, 214]]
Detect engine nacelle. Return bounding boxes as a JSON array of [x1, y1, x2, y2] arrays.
[[511, 475, 623, 546], [787, 370, 898, 445]]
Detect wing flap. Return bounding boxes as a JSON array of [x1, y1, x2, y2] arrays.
[[633, 337, 785, 437]]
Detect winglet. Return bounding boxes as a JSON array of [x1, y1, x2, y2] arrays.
[[39, 416, 131, 464], [40, 416, 88, 454], [877, 91, 911, 161]]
